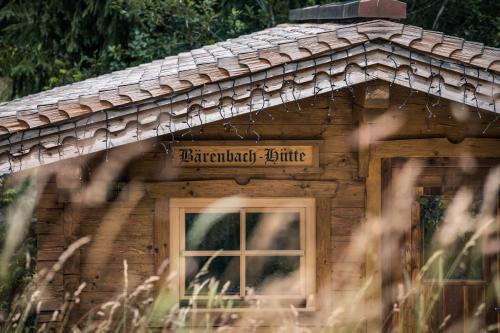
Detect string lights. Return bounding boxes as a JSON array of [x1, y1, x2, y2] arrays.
[[245, 73, 260, 142], [312, 58, 320, 105], [6, 134, 13, 172], [431, 60, 444, 114], [18, 130, 24, 172], [56, 125, 63, 159], [483, 73, 498, 134], [181, 92, 195, 141], [399, 68, 414, 110], [424, 55, 437, 120], [387, 53, 399, 87], [325, 53, 336, 126], [399, 51, 416, 110], [0, 42, 498, 173], [279, 65, 290, 113], [256, 69, 273, 120], [472, 68, 482, 119], [291, 63, 302, 111], [167, 98, 179, 146], [37, 129, 43, 165], [73, 122, 80, 156], [343, 62, 356, 98], [105, 110, 110, 162]]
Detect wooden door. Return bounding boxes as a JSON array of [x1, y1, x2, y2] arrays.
[[382, 158, 500, 333]]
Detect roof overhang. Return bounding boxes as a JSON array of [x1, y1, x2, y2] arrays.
[[0, 41, 498, 176]]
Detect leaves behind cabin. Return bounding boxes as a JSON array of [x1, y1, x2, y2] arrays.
[[0, 0, 499, 100], [0, 178, 36, 325]]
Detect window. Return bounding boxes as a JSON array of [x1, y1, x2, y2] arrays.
[[420, 195, 484, 280], [169, 198, 316, 310]]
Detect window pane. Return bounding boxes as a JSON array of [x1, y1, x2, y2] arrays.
[[246, 256, 300, 294], [185, 256, 240, 295], [246, 212, 300, 250], [185, 212, 240, 251], [421, 196, 484, 280]]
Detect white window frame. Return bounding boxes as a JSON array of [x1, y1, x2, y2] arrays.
[[169, 197, 316, 310]]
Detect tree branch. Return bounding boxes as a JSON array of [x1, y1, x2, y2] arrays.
[[432, 0, 450, 30]]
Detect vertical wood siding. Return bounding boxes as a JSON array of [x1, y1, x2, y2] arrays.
[[35, 85, 500, 327]]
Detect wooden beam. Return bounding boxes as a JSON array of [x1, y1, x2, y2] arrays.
[[144, 179, 339, 199], [353, 104, 371, 179], [316, 197, 332, 310], [353, 82, 391, 179], [354, 81, 391, 110], [366, 157, 383, 332], [371, 138, 500, 158], [153, 198, 169, 270], [2, 45, 499, 176]]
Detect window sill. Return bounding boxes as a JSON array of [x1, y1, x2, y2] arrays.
[[421, 279, 486, 284], [148, 306, 318, 328], [185, 305, 316, 313]]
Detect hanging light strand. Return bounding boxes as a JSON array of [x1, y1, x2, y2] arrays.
[[2, 44, 500, 173]]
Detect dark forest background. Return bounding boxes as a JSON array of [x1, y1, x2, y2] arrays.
[[0, 0, 499, 100]]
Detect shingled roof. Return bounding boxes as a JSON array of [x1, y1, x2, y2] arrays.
[[0, 19, 499, 175]]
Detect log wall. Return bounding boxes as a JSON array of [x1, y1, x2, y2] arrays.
[[35, 85, 500, 328]]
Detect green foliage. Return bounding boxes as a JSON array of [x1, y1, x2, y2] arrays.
[[0, 177, 36, 321], [419, 195, 445, 249], [407, 0, 500, 47], [420, 195, 483, 280], [0, 0, 498, 100]]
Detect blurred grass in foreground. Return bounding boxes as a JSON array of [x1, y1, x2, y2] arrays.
[[0, 158, 498, 333]]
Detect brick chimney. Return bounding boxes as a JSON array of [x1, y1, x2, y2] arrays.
[[289, 0, 406, 22]]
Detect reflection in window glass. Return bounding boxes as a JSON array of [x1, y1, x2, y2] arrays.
[[185, 213, 240, 251], [246, 256, 300, 294], [421, 196, 484, 280], [185, 256, 240, 295], [246, 212, 300, 250]]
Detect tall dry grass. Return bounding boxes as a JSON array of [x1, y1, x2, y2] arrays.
[[0, 128, 498, 333]]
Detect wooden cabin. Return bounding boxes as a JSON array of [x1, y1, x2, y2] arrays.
[[0, 0, 499, 331]]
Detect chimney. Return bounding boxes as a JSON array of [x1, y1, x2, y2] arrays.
[[289, 0, 406, 22]]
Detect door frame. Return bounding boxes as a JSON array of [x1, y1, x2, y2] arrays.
[[365, 138, 500, 332]]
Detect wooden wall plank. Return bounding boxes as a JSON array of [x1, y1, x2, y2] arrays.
[[144, 179, 340, 198], [366, 157, 383, 331], [154, 198, 169, 272], [36, 182, 65, 324], [62, 205, 81, 276], [316, 197, 332, 308], [33, 86, 500, 330]]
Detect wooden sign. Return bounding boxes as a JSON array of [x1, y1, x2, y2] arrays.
[[173, 144, 317, 168]]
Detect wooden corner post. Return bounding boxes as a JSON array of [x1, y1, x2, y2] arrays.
[[354, 81, 390, 179]]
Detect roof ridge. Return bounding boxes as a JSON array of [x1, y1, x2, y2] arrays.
[[0, 42, 498, 175], [0, 19, 498, 136]]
